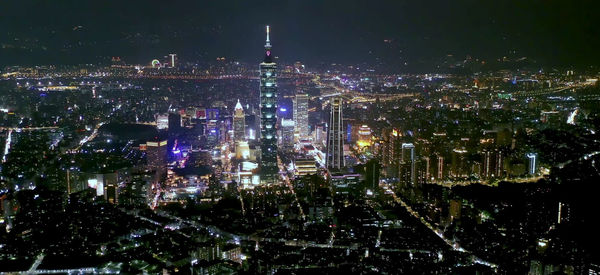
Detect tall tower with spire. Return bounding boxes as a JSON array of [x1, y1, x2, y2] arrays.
[[259, 25, 279, 184], [233, 99, 245, 142]]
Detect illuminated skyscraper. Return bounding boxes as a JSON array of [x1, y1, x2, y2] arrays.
[[168, 53, 177, 68], [527, 152, 538, 175], [326, 97, 344, 170], [259, 25, 279, 184], [437, 155, 445, 180], [401, 143, 416, 184], [381, 128, 401, 177], [293, 93, 309, 138], [281, 119, 295, 149], [451, 148, 468, 178], [481, 149, 494, 178], [146, 139, 168, 182], [233, 99, 245, 142]]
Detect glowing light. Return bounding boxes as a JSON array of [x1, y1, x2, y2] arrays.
[[87, 179, 98, 188], [567, 108, 578, 125], [266, 25, 270, 41], [357, 140, 371, 148], [2, 130, 12, 163]]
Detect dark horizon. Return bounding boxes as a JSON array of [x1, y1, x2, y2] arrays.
[[1, 0, 599, 69]]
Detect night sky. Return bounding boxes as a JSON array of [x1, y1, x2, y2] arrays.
[[1, 0, 599, 69]]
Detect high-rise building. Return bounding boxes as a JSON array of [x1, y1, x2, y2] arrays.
[[233, 99, 245, 142], [451, 148, 468, 178], [315, 124, 325, 146], [481, 149, 494, 179], [206, 120, 219, 147], [437, 155, 445, 180], [259, 25, 279, 184], [526, 152, 538, 175], [146, 140, 167, 170], [401, 143, 416, 184], [145, 139, 167, 182], [495, 149, 504, 178], [381, 128, 402, 177], [419, 156, 431, 184], [168, 53, 177, 68], [281, 119, 295, 149], [326, 97, 344, 170], [293, 93, 309, 139], [436, 155, 445, 180]]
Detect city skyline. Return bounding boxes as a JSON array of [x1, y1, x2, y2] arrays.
[[1, 2, 599, 274]]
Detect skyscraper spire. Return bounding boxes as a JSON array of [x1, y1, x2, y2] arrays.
[[265, 25, 271, 48], [235, 99, 243, 110], [233, 99, 245, 142], [264, 25, 273, 63]]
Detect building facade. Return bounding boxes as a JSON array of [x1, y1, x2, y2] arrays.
[[401, 143, 416, 185], [233, 99, 245, 142], [293, 93, 309, 139], [281, 118, 295, 150], [326, 97, 344, 170]]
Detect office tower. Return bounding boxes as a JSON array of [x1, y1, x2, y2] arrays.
[[233, 99, 245, 142], [401, 143, 416, 184], [146, 140, 168, 180], [326, 97, 344, 170], [206, 120, 219, 147], [281, 119, 295, 149], [259, 25, 279, 184], [420, 156, 431, 183], [481, 149, 494, 178], [526, 152, 537, 175], [495, 149, 504, 177], [451, 148, 468, 178], [437, 155, 445, 180], [381, 128, 402, 177], [293, 93, 309, 138], [220, 119, 230, 143]]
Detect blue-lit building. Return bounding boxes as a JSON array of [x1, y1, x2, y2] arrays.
[[527, 152, 538, 175], [259, 26, 279, 184]]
